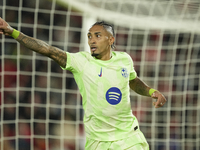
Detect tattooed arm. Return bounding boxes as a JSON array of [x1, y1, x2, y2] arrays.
[[129, 77, 151, 97], [0, 17, 67, 68], [16, 33, 67, 68], [129, 77, 167, 108]]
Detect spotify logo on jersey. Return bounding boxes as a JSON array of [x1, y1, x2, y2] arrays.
[[105, 87, 122, 105]]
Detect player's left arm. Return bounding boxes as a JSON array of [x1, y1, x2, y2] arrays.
[[129, 77, 167, 108]]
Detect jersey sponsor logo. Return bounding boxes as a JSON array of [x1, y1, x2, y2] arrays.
[[98, 67, 102, 77], [105, 87, 122, 105], [121, 68, 128, 78]]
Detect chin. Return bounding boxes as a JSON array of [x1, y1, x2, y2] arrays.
[[91, 52, 99, 57]]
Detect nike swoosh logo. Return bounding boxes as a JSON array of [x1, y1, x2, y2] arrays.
[[98, 67, 102, 77]]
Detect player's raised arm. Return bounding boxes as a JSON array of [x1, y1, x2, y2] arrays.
[[0, 17, 67, 68], [129, 77, 167, 108]]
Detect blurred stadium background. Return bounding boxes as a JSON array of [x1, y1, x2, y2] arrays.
[[0, 0, 200, 150]]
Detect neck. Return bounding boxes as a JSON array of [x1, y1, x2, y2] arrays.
[[95, 51, 112, 61]]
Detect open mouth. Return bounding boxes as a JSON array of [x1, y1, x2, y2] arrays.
[[91, 46, 97, 52]]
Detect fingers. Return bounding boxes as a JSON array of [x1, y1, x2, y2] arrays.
[[153, 101, 165, 108], [0, 18, 13, 36], [151, 91, 167, 108], [0, 29, 4, 35], [0, 17, 4, 26], [0, 17, 7, 28], [0, 18, 5, 31]]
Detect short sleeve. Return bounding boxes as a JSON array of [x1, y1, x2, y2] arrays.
[[128, 55, 137, 80], [61, 52, 88, 73]]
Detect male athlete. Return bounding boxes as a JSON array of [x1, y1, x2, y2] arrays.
[[0, 18, 167, 150]]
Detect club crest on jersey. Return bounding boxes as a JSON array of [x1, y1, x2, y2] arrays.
[[105, 87, 122, 105], [121, 68, 128, 78]]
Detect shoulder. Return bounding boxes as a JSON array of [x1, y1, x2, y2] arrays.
[[68, 51, 90, 56], [78, 51, 91, 56], [64, 51, 92, 72], [67, 51, 91, 59], [112, 51, 132, 61]]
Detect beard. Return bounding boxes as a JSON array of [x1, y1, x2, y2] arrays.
[[91, 52, 99, 57]]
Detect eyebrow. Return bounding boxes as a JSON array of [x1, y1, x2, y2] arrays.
[[87, 32, 101, 35]]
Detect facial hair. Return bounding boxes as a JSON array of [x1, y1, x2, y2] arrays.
[[91, 52, 99, 57]]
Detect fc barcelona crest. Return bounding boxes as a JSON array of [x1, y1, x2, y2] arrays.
[[121, 68, 128, 78]]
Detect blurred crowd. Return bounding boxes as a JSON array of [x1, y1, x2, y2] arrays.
[[0, 0, 200, 150]]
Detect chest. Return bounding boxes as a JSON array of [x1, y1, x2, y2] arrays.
[[83, 62, 130, 84]]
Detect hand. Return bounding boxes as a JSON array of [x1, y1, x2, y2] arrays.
[[0, 17, 14, 36], [151, 91, 167, 108]]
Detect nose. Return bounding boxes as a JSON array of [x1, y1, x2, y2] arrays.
[[89, 37, 96, 45]]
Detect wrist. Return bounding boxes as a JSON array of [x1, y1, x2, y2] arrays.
[[11, 29, 20, 39], [149, 88, 157, 96]]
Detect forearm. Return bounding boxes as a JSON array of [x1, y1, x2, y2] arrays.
[[0, 18, 67, 67], [16, 33, 67, 68], [129, 77, 167, 108], [16, 33, 50, 56], [129, 77, 151, 97]]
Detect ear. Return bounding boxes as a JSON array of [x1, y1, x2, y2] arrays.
[[109, 36, 115, 46]]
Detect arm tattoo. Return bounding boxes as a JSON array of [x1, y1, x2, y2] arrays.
[[48, 46, 67, 68], [16, 33, 67, 68], [129, 77, 151, 97]]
